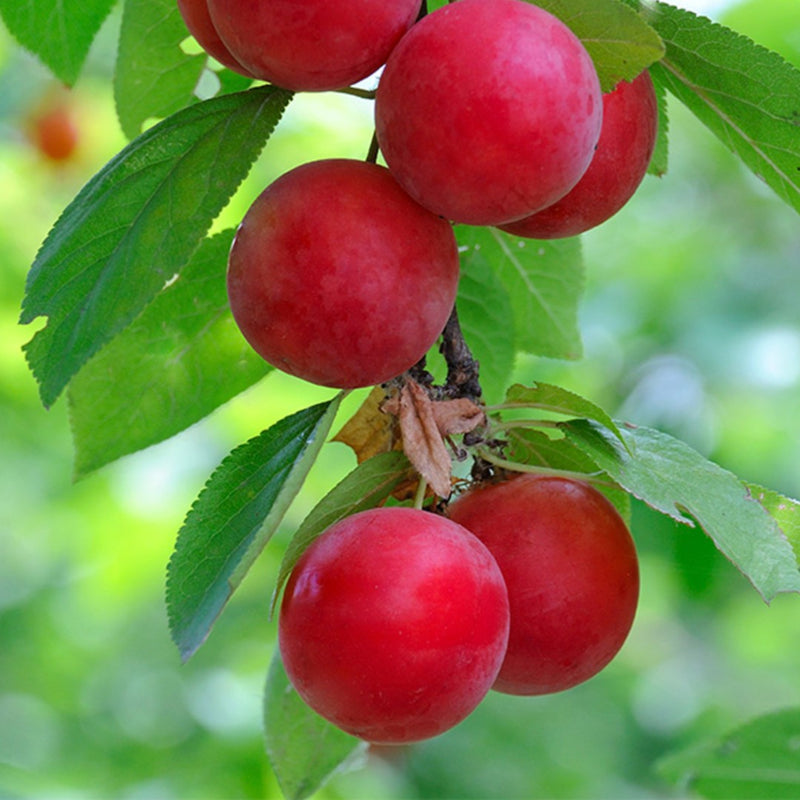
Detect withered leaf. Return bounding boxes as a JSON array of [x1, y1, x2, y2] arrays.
[[333, 386, 399, 463], [395, 380, 453, 498], [431, 397, 486, 438]]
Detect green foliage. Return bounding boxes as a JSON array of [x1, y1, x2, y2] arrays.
[[456, 253, 517, 404], [115, 0, 207, 139], [749, 485, 800, 558], [563, 420, 800, 601], [456, 226, 584, 361], [659, 708, 800, 799], [534, 0, 665, 90], [20, 85, 291, 408], [68, 229, 271, 477], [0, 0, 116, 85], [166, 398, 341, 662], [263, 651, 366, 800], [502, 382, 626, 444], [648, 71, 670, 175], [648, 3, 800, 214]]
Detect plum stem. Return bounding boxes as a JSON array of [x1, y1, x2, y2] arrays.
[[407, 304, 482, 402], [413, 476, 429, 509], [439, 305, 482, 401], [365, 132, 380, 163]]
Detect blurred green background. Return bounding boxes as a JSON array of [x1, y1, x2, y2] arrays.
[[1, 1, 799, 798]]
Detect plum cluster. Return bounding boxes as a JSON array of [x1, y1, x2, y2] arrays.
[[178, 0, 647, 744], [179, 0, 658, 391], [279, 475, 639, 743]]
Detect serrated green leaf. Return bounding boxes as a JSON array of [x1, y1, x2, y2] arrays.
[[455, 226, 583, 361], [501, 427, 632, 522], [271, 450, 414, 615], [532, 0, 665, 91], [264, 650, 366, 800], [115, 0, 207, 139], [563, 420, 800, 602], [658, 708, 800, 799], [0, 0, 116, 85], [647, 2, 800, 214], [68, 230, 271, 477], [166, 397, 341, 662], [456, 239, 516, 404], [502, 382, 627, 446], [20, 85, 292, 409]]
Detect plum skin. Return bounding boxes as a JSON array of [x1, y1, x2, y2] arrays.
[[176, 0, 253, 76], [207, 0, 422, 91], [278, 507, 511, 744], [447, 474, 639, 695], [226, 159, 460, 389], [500, 70, 659, 239], [375, 0, 603, 226]]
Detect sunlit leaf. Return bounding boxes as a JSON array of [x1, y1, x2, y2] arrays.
[[271, 450, 413, 613], [115, 0, 207, 139], [0, 0, 116, 85], [648, 2, 800, 214], [166, 397, 341, 661], [564, 420, 800, 602], [333, 386, 399, 464], [455, 226, 584, 361], [748, 483, 800, 565], [263, 650, 366, 800], [20, 85, 292, 408], [502, 383, 627, 446], [69, 230, 271, 477], [658, 708, 800, 799], [534, 0, 665, 90]]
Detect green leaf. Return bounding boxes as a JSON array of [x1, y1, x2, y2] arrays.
[[748, 484, 800, 565], [166, 398, 342, 662], [502, 382, 627, 447], [68, 230, 271, 477], [563, 420, 800, 602], [649, 69, 670, 176], [532, 0, 665, 91], [455, 226, 584, 361], [20, 85, 292, 409], [0, 0, 116, 85], [114, 0, 207, 139], [647, 2, 800, 215], [658, 708, 800, 799], [456, 239, 516, 404], [271, 450, 414, 615], [501, 427, 632, 522], [263, 650, 366, 800]]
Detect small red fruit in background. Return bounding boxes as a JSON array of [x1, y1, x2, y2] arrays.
[[448, 474, 639, 696], [375, 0, 603, 225], [207, 0, 422, 91], [278, 507, 510, 743], [27, 94, 80, 163], [500, 70, 659, 239], [226, 158, 460, 389]]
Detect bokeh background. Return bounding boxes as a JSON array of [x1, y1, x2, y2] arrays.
[[1, 0, 799, 797]]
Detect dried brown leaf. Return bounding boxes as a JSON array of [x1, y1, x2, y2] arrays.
[[333, 386, 399, 463], [431, 398, 486, 437], [396, 380, 453, 498]]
